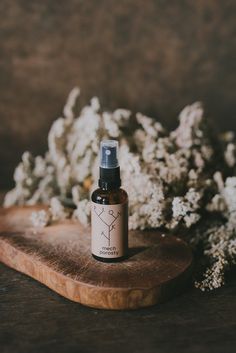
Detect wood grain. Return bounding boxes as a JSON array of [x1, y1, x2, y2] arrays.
[[0, 205, 193, 310]]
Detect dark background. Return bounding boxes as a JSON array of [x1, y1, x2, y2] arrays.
[[0, 0, 235, 189]]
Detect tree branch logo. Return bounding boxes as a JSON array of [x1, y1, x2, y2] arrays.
[[93, 205, 121, 246]]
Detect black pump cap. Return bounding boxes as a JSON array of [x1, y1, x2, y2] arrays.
[[100, 140, 119, 169], [99, 140, 121, 189]]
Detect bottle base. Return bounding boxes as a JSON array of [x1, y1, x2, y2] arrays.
[[92, 254, 127, 263]]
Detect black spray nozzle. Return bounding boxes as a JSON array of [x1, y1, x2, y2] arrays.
[[100, 140, 119, 169], [99, 140, 121, 188]]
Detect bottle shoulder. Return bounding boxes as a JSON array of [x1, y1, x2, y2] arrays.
[[91, 187, 128, 205], [91, 187, 128, 197]]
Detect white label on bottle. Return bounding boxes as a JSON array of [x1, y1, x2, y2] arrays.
[[91, 201, 128, 258]]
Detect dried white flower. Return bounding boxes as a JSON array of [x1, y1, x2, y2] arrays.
[[224, 143, 236, 168], [49, 197, 70, 221], [73, 199, 90, 226], [30, 210, 50, 228], [195, 257, 228, 291]]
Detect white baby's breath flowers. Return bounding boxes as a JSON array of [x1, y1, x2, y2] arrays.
[[49, 197, 70, 221], [73, 199, 91, 226], [195, 257, 228, 291], [4, 88, 236, 291], [30, 210, 50, 229], [171, 189, 202, 229]]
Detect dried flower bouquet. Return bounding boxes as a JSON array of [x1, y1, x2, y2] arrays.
[[4, 88, 236, 290]]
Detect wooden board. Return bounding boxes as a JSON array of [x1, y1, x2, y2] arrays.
[[0, 206, 193, 310]]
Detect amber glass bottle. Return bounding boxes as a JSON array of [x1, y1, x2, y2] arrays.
[[91, 140, 128, 262]]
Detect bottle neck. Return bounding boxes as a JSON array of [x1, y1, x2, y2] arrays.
[[98, 166, 121, 190]]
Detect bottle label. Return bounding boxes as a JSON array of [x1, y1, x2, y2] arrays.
[[91, 201, 128, 258]]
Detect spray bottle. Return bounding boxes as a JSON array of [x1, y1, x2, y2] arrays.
[[91, 140, 128, 262]]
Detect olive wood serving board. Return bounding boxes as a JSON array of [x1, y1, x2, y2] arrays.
[[0, 205, 193, 310]]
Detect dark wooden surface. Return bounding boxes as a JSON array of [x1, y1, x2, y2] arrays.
[[0, 194, 236, 352], [0, 264, 236, 353], [0, 0, 236, 189]]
